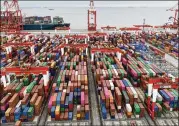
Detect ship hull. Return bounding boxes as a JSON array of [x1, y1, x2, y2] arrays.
[[22, 23, 70, 30]]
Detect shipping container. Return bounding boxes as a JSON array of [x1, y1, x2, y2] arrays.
[[91, 50, 146, 120], [47, 45, 90, 122]]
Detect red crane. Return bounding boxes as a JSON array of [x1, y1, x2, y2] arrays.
[[1, 0, 23, 33], [101, 26, 117, 32], [90, 47, 124, 63], [2, 41, 35, 59], [88, 0, 97, 31], [144, 77, 178, 120], [1, 66, 50, 88], [166, 2, 178, 25]]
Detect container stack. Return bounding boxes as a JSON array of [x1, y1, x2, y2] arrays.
[[92, 52, 145, 119], [48, 46, 90, 121], [144, 88, 178, 118], [157, 89, 178, 114], [147, 33, 178, 59], [143, 83, 178, 118], [1, 75, 46, 123], [122, 54, 164, 87]]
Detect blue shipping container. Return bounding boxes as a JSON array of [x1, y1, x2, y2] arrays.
[[51, 106, 56, 118], [68, 112, 73, 120], [56, 92, 62, 105]]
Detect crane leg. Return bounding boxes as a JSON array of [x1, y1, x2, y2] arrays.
[[91, 53, 94, 62], [6, 74, 10, 85], [43, 74, 48, 86], [152, 88, 158, 119], [1, 75, 7, 87], [86, 48, 88, 55], [65, 38, 68, 44], [30, 46, 35, 55], [61, 48, 64, 55], [85, 38, 87, 44], [105, 35, 107, 41], [116, 52, 121, 61]]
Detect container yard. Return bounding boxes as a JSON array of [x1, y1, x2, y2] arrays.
[[1, 33, 178, 126], [1, 0, 178, 126]]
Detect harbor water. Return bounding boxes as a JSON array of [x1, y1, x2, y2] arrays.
[[21, 6, 174, 29]]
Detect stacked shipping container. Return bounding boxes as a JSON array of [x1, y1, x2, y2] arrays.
[[48, 46, 90, 121], [0, 35, 60, 123], [148, 89, 178, 117], [92, 52, 145, 119], [1, 75, 46, 123], [122, 54, 164, 87]]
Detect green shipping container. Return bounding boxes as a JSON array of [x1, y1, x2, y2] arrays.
[[32, 75, 36, 79], [145, 93, 148, 98], [27, 81, 36, 93], [156, 100, 162, 104], [108, 65, 112, 69], [61, 107, 65, 112], [134, 102, 140, 114], [107, 69, 112, 79], [43, 62, 47, 66], [57, 76, 61, 86], [28, 107, 34, 117], [106, 63, 109, 69], [73, 62, 76, 69], [15, 83, 23, 92], [172, 89, 178, 97], [119, 69, 124, 78], [156, 111, 161, 117], [23, 78, 29, 86], [122, 90, 129, 103]]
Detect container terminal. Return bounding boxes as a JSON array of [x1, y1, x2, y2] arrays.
[[0, 0, 178, 126]]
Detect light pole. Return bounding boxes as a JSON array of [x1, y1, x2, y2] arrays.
[[40, 23, 43, 33], [143, 18, 145, 31]]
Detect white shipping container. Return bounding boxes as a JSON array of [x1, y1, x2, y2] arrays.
[[126, 104, 132, 112], [130, 87, 138, 98]]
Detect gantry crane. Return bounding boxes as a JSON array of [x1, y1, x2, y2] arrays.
[[88, 32, 108, 41], [144, 76, 178, 120], [1, 66, 50, 88], [88, 0, 97, 31], [2, 41, 35, 59], [90, 47, 124, 62], [1, 0, 23, 33], [65, 35, 88, 44], [101, 26, 117, 32], [0, 33, 51, 90]]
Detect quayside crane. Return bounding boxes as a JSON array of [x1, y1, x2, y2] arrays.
[[153, 3, 178, 31], [166, 2, 178, 26], [1, 0, 23, 33], [0, 1, 50, 91], [88, 0, 97, 31]]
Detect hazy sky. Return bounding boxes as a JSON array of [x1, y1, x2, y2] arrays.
[[1, 1, 177, 8]]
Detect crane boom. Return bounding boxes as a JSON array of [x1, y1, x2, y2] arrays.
[[90, 0, 94, 9], [1, 0, 22, 33], [166, 2, 178, 11], [88, 0, 97, 31]]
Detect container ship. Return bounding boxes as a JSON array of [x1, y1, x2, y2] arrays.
[[22, 16, 70, 30]]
